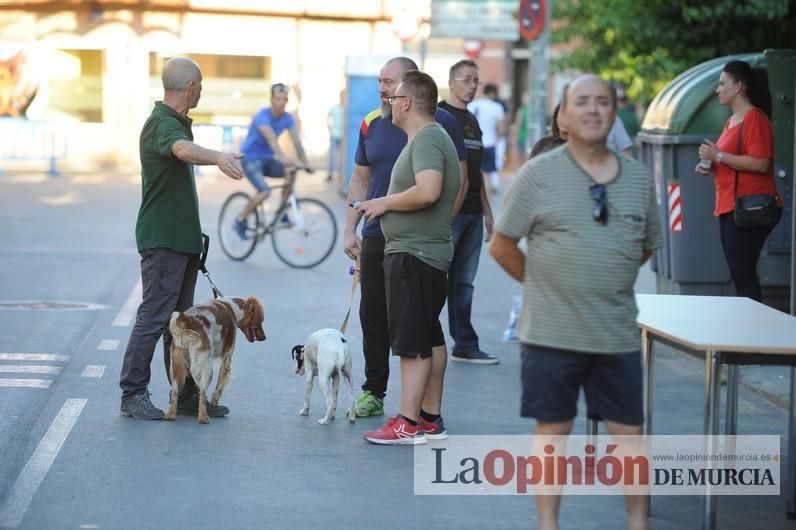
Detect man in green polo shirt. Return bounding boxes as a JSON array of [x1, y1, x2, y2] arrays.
[[120, 57, 245, 420], [491, 75, 663, 529]]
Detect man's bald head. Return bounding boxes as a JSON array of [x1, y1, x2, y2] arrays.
[[162, 57, 201, 92], [561, 75, 617, 110], [386, 56, 419, 74]]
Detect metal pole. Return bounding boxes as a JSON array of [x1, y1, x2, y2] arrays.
[[526, 0, 551, 148], [791, 78, 796, 321], [787, 70, 796, 518], [641, 328, 654, 517], [702, 350, 721, 530], [725, 364, 738, 435], [788, 368, 796, 516]]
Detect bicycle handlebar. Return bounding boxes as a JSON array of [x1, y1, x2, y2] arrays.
[[262, 164, 313, 178]]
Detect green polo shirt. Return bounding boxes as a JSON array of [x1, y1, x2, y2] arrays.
[[135, 101, 203, 254]]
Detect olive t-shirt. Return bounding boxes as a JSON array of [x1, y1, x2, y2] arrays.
[[381, 124, 461, 272]]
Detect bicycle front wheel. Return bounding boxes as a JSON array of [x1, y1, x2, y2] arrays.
[[271, 198, 337, 269], [218, 192, 259, 261]]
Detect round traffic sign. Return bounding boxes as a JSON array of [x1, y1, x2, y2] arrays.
[[519, 0, 546, 41]]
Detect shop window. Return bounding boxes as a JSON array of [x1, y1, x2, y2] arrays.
[[148, 52, 272, 124], [47, 49, 104, 122]]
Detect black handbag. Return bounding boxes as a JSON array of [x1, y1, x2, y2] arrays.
[[731, 122, 780, 229]]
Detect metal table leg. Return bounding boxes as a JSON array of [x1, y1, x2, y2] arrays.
[[725, 364, 739, 436], [586, 418, 598, 437], [641, 329, 654, 516], [787, 367, 796, 517], [642, 328, 654, 437], [702, 349, 721, 530]]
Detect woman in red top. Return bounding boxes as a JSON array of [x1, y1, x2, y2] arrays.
[[697, 60, 782, 302]]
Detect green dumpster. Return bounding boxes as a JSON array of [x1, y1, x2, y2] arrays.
[[639, 49, 793, 308]]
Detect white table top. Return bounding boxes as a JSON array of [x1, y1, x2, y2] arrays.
[[636, 294, 796, 355]]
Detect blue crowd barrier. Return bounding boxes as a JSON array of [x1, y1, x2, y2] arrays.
[[0, 118, 67, 177]]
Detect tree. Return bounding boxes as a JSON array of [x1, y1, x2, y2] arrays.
[[552, 0, 796, 101]]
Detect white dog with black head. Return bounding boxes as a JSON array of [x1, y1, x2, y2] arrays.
[[292, 328, 356, 425]]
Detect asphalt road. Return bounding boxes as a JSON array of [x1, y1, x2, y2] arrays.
[[0, 169, 793, 529]]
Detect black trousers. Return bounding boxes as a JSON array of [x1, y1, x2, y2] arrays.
[[359, 236, 391, 399], [119, 248, 200, 399], [718, 213, 777, 302]]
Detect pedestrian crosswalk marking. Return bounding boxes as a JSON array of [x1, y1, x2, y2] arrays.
[[0, 353, 70, 362], [0, 366, 62, 374], [81, 365, 105, 378], [0, 379, 52, 388], [0, 353, 69, 390], [97, 339, 119, 351]]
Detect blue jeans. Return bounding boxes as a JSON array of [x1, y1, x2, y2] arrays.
[[447, 212, 483, 354], [242, 158, 285, 192], [327, 137, 341, 174]]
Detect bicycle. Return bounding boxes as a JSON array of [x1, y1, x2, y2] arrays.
[[217, 166, 338, 268]]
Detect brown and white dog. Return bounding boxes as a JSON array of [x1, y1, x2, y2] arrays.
[[165, 296, 266, 423], [292, 328, 356, 425]]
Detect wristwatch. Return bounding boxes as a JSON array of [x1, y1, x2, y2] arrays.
[[716, 152, 725, 163]]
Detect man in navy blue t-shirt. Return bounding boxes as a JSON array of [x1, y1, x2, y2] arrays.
[[234, 82, 310, 239], [343, 56, 467, 418]]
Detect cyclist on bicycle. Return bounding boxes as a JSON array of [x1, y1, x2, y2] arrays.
[[234, 82, 311, 239]]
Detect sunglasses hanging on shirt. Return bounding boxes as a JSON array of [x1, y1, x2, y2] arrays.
[[590, 183, 608, 225]]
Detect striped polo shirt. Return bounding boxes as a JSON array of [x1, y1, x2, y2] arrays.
[[496, 145, 664, 354]]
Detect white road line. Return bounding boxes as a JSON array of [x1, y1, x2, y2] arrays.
[[0, 366, 62, 375], [0, 354, 70, 362], [112, 279, 142, 327], [81, 365, 105, 378], [97, 339, 119, 351], [70, 175, 106, 184], [0, 398, 87, 528], [8, 175, 47, 184], [0, 379, 52, 388]]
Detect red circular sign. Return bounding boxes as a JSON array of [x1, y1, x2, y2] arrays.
[[519, 0, 546, 41], [463, 39, 482, 59]]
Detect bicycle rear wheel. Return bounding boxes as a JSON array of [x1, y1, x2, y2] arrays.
[[271, 198, 337, 269], [218, 192, 259, 261]]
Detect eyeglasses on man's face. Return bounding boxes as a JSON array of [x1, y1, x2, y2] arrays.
[[387, 95, 409, 106], [590, 183, 608, 225], [453, 76, 481, 87]]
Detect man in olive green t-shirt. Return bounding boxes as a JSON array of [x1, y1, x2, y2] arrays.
[[119, 57, 245, 420], [356, 71, 461, 445]]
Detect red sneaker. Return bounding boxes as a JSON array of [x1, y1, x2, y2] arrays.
[[364, 415, 427, 445], [418, 416, 448, 440]]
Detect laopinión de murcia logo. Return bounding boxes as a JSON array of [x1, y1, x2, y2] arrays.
[[413, 435, 780, 496]]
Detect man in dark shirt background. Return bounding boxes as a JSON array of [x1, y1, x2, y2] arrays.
[[438, 59, 498, 365]]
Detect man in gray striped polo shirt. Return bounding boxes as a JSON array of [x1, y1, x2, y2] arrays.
[[491, 75, 663, 530]]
